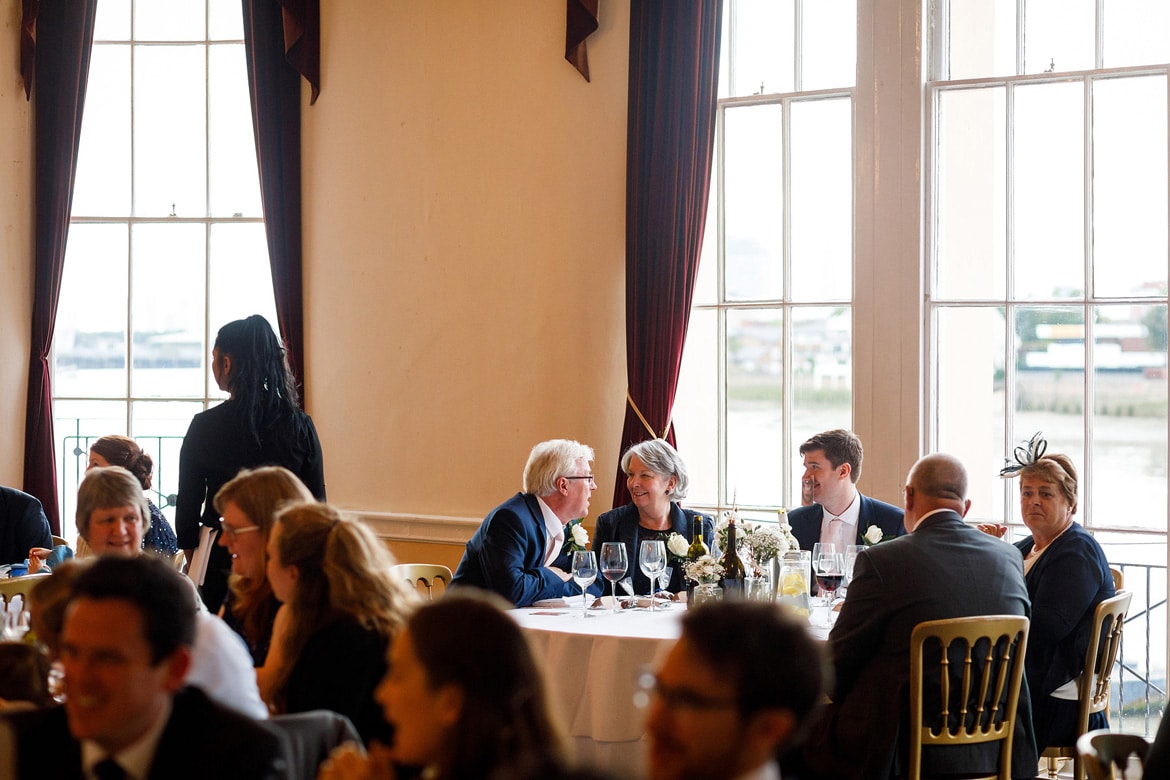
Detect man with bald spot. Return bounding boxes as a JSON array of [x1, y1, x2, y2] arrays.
[[798, 454, 1037, 780]]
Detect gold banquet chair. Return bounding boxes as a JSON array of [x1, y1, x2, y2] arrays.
[[0, 576, 42, 610], [907, 615, 1030, 780], [391, 563, 452, 600], [1076, 729, 1149, 780], [1042, 590, 1134, 780]]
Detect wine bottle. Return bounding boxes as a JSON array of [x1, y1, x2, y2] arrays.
[[719, 514, 746, 598], [686, 516, 709, 560]]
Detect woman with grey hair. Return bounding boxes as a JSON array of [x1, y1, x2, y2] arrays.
[[592, 439, 712, 595]]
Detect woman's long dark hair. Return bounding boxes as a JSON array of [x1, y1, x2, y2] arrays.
[[407, 593, 565, 780], [214, 315, 302, 446]]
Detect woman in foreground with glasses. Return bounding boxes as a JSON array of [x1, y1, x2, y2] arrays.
[[212, 466, 314, 667], [320, 592, 603, 780], [593, 439, 712, 596]]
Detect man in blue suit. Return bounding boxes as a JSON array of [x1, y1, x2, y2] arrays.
[[451, 439, 604, 607], [786, 429, 905, 552]]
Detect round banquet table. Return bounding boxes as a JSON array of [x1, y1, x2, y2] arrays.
[[510, 602, 683, 778]]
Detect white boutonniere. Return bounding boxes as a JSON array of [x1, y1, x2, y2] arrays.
[[665, 532, 690, 562], [863, 524, 887, 546], [562, 519, 589, 554]]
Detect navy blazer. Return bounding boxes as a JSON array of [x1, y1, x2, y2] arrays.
[[787, 493, 906, 552], [2, 686, 286, 780], [801, 511, 1037, 780], [592, 503, 713, 595], [1013, 522, 1113, 750], [451, 492, 603, 607], [0, 486, 52, 566]]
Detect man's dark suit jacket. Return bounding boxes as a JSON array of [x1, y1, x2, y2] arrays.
[[0, 486, 52, 566], [450, 492, 603, 607], [803, 511, 1037, 780], [592, 502, 713, 594], [3, 686, 286, 780], [787, 492, 906, 551]]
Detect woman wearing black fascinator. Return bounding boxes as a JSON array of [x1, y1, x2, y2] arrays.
[[981, 432, 1115, 753]]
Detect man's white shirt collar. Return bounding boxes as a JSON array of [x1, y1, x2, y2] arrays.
[[81, 698, 172, 780]]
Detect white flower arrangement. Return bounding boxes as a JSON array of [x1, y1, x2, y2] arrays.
[[863, 524, 886, 546], [684, 554, 724, 584], [714, 510, 790, 566], [561, 519, 590, 554], [666, 532, 690, 561]]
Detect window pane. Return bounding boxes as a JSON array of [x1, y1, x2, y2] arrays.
[[728, 0, 794, 96], [673, 308, 719, 506], [131, 224, 207, 398], [131, 401, 205, 509], [1092, 76, 1168, 298], [94, 0, 131, 41], [724, 104, 783, 301], [209, 0, 245, 40], [54, 225, 129, 399], [801, 0, 856, 90], [693, 179, 718, 307], [727, 309, 783, 506], [53, 400, 130, 541], [1023, 0, 1095, 74], [209, 43, 263, 218], [134, 45, 207, 218], [936, 87, 1006, 299], [935, 307, 1007, 521], [944, 0, 1016, 80], [73, 46, 131, 218], [1091, 304, 1168, 530], [791, 306, 852, 503], [1013, 82, 1084, 300], [1102, 0, 1170, 69], [134, 0, 205, 41], [1014, 306, 1086, 472], [209, 223, 278, 332], [790, 98, 851, 302]]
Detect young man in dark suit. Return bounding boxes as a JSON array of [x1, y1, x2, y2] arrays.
[[0, 555, 285, 780], [786, 429, 905, 552]]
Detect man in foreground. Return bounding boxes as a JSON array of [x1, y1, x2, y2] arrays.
[[800, 453, 1037, 780], [0, 555, 285, 779], [645, 601, 828, 780], [451, 439, 603, 606], [786, 429, 905, 551]]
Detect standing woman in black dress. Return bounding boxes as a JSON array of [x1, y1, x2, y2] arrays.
[[176, 314, 326, 610]]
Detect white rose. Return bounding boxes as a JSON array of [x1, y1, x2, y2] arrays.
[[864, 525, 884, 545], [571, 523, 589, 547], [667, 533, 690, 558]]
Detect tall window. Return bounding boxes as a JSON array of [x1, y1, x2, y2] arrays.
[[674, 0, 857, 521], [928, 1, 1169, 724], [52, 1, 277, 540]]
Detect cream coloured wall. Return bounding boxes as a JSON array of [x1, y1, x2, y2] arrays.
[[302, 1, 630, 542], [0, 0, 33, 486]]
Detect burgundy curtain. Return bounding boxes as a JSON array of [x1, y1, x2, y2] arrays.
[[242, 0, 319, 404], [20, 0, 99, 534], [612, 0, 723, 509]]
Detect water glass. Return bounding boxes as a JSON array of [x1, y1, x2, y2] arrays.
[[571, 551, 598, 618]]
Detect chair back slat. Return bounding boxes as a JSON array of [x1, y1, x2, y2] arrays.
[[908, 615, 1030, 780], [391, 563, 453, 600]]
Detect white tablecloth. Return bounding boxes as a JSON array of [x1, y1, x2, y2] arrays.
[[511, 602, 684, 777]]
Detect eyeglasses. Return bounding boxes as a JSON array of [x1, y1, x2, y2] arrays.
[[218, 518, 261, 541], [564, 475, 597, 486], [635, 672, 738, 711]]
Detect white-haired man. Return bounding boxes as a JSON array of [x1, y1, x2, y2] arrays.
[[451, 439, 604, 606]]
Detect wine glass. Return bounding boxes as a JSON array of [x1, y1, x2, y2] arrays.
[[571, 551, 598, 619], [659, 566, 673, 595], [844, 544, 863, 583], [638, 540, 666, 611], [814, 552, 844, 628], [600, 542, 629, 615]]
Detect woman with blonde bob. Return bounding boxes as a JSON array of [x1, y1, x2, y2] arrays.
[[213, 466, 314, 666], [264, 502, 416, 744]]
